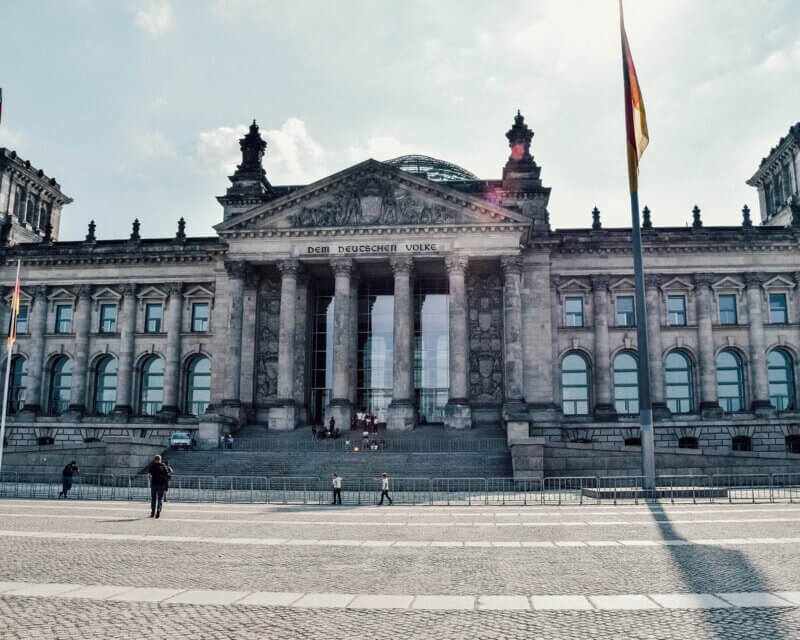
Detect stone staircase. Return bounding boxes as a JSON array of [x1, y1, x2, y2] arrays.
[[164, 424, 513, 479]]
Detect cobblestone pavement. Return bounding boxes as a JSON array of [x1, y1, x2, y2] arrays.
[[2, 499, 799, 639]]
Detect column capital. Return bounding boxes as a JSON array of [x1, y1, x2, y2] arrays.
[[330, 257, 354, 277], [31, 284, 47, 300], [277, 259, 303, 277], [444, 254, 468, 275], [74, 284, 92, 300], [119, 283, 136, 298], [500, 255, 522, 276], [591, 274, 610, 292], [744, 272, 765, 288], [166, 282, 183, 297], [693, 273, 715, 289], [644, 274, 662, 289], [794, 271, 800, 286], [389, 256, 414, 276], [224, 260, 248, 280]]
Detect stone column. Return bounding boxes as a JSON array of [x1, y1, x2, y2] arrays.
[[501, 255, 525, 416], [521, 257, 556, 419], [694, 274, 721, 417], [444, 254, 471, 429], [328, 258, 354, 430], [745, 273, 773, 416], [591, 275, 616, 420], [645, 275, 669, 419], [113, 283, 137, 418], [349, 272, 360, 406], [68, 284, 92, 414], [223, 261, 247, 407], [158, 282, 183, 419], [21, 285, 47, 414], [269, 259, 301, 430], [387, 256, 415, 430]]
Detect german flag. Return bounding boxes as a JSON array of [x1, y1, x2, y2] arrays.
[[620, 1, 649, 193], [7, 261, 21, 349]]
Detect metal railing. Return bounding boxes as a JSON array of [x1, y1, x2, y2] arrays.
[[1, 473, 799, 505], [232, 437, 508, 453]]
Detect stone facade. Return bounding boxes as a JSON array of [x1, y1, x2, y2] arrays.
[[1, 116, 800, 468]]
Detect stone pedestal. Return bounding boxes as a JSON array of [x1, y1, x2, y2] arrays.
[[510, 438, 545, 480], [386, 400, 415, 431], [327, 399, 352, 434], [752, 399, 777, 418], [197, 412, 236, 450], [652, 402, 672, 421], [444, 400, 472, 430], [506, 420, 530, 445], [593, 403, 618, 422], [268, 402, 297, 431], [699, 401, 723, 419]]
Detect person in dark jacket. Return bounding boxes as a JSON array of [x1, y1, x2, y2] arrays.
[[58, 461, 80, 498], [147, 455, 170, 518]]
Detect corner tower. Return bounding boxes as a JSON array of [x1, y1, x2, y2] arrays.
[[217, 120, 274, 221]]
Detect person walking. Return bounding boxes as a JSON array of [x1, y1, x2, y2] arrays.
[[147, 454, 170, 519], [378, 472, 392, 505], [58, 461, 80, 498], [331, 472, 342, 505]]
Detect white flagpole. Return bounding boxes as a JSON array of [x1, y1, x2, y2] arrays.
[[0, 259, 21, 477]]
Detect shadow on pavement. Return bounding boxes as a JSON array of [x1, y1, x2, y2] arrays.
[[645, 499, 791, 638]]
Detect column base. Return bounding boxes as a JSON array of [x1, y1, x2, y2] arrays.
[[327, 399, 352, 433], [652, 402, 672, 421], [444, 400, 472, 430], [18, 405, 41, 420], [111, 405, 133, 423], [155, 406, 179, 423], [593, 403, 618, 422], [268, 401, 298, 431], [700, 401, 723, 419], [62, 406, 85, 421], [502, 400, 528, 422], [752, 399, 776, 418], [386, 400, 416, 431]]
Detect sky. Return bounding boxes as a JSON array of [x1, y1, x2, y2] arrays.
[[0, 0, 798, 241]]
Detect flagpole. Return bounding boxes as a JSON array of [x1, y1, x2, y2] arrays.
[[0, 260, 21, 478], [629, 190, 656, 489]]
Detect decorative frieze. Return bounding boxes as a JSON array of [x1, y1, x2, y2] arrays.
[[254, 274, 281, 404], [467, 272, 504, 404]]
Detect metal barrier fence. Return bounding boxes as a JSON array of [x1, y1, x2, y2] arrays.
[[1, 473, 799, 505], [232, 438, 509, 453]]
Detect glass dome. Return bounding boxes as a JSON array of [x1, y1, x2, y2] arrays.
[[383, 154, 478, 182]]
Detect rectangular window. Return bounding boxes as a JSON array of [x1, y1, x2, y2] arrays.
[[616, 296, 635, 327], [145, 303, 162, 333], [15, 305, 29, 334], [783, 164, 794, 201], [769, 293, 788, 324], [667, 295, 687, 326], [99, 304, 117, 333], [765, 183, 774, 217], [719, 294, 737, 325], [55, 304, 73, 334], [191, 302, 210, 332], [564, 297, 584, 327]]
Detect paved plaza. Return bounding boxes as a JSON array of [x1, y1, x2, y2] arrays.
[[1, 499, 800, 639]]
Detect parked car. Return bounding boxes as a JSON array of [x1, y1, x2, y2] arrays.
[[169, 431, 193, 450]]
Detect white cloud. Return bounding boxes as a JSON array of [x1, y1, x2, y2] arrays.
[[0, 126, 27, 150], [132, 0, 173, 36], [196, 118, 327, 184]]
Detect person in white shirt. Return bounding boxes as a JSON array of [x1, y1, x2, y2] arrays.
[[331, 472, 342, 505], [378, 472, 392, 505]]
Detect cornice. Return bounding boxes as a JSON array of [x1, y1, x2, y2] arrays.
[[219, 222, 529, 239]]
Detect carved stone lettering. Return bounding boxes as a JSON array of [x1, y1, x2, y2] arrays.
[[467, 272, 504, 404]]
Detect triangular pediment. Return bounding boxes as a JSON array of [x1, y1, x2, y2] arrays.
[[660, 277, 694, 292], [763, 275, 795, 290], [215, 159, 531, 233], [557, 278, 591, 293], [712, 276, 744, 291], [91, 287, 122, 301], [136, 286, 167, 299]]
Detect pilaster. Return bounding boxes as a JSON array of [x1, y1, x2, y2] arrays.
[[67, 284, 92, 415], [745, 273, 774, 417], [269, 259, 302, 430], [501, 255, 525, 419], [328, 257, 354, 431], [157, 282, 183, 421], [220, 261, 248, 423], [112, 283, 136, 419], [591, 275, 616, 421], [694, 274, 722, 418], [645, 275, 670, 420], [20, 285, 47, 415]]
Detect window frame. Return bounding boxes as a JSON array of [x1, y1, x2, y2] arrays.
[[94, 356, 118, 416], [665, 351, 694, 414], [186, 355, 211, 416], [54, 304, 73, 334], [615, 295, 635, 327], [768, 292, 788, 325], [15, 304, 29, 334], [561, 352, 590, 416], [564, 297, 584, 328], [8, 356, 27, 413], [612, 351, 640, 415], [716, 349, 745, 413], [144, 303, 163, 334], [667, 295, 687, 327], [718, 294, 738, 325], [768, 348, 795, 411], [48, 356, 72, 415], [191, 302, 210, 333], [99, 303, 118, 334], [138, 355, 165, 416]]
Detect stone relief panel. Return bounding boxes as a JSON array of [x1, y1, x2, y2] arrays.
[[467, 272, 504, 404], [289, 174, 473, 228], [255, 274, 281, 404]]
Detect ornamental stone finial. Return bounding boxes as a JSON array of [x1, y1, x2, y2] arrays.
[[277, 259, 302, 277], [741, 204, 753, 229], [389, 256, 414, 276], [176, 217, 186, 242], [444, 254, 469, 275], [591, 206, 601, 231], [691, 205, 703, 229], [500, 255, 522, 275], [85, 220, 96, 243], [130, 219, 141, 241], [642, 205, 652, 230], [329, 257, 355, 277]]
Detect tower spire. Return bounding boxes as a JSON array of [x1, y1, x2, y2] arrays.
[[217, 119, 274, 221], [502, 110, 542, 191]]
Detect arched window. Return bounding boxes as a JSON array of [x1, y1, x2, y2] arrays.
[[139, 356, 164, 416], [94, 356, 117, 415], [665, 351, 693, 414], [186, 356, 211, 415], [716, 350, 744, 412], [9, 356, 27, 413], [613, 352, 639, 415], [768, 349, 795, 411], [562, 353, 589, 415], [678, 436, 698, 449], [731, 435, 752, 451], [49, 356, 72, 415]]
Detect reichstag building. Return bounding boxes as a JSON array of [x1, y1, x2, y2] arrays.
[[2, 115, 800, 466]]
